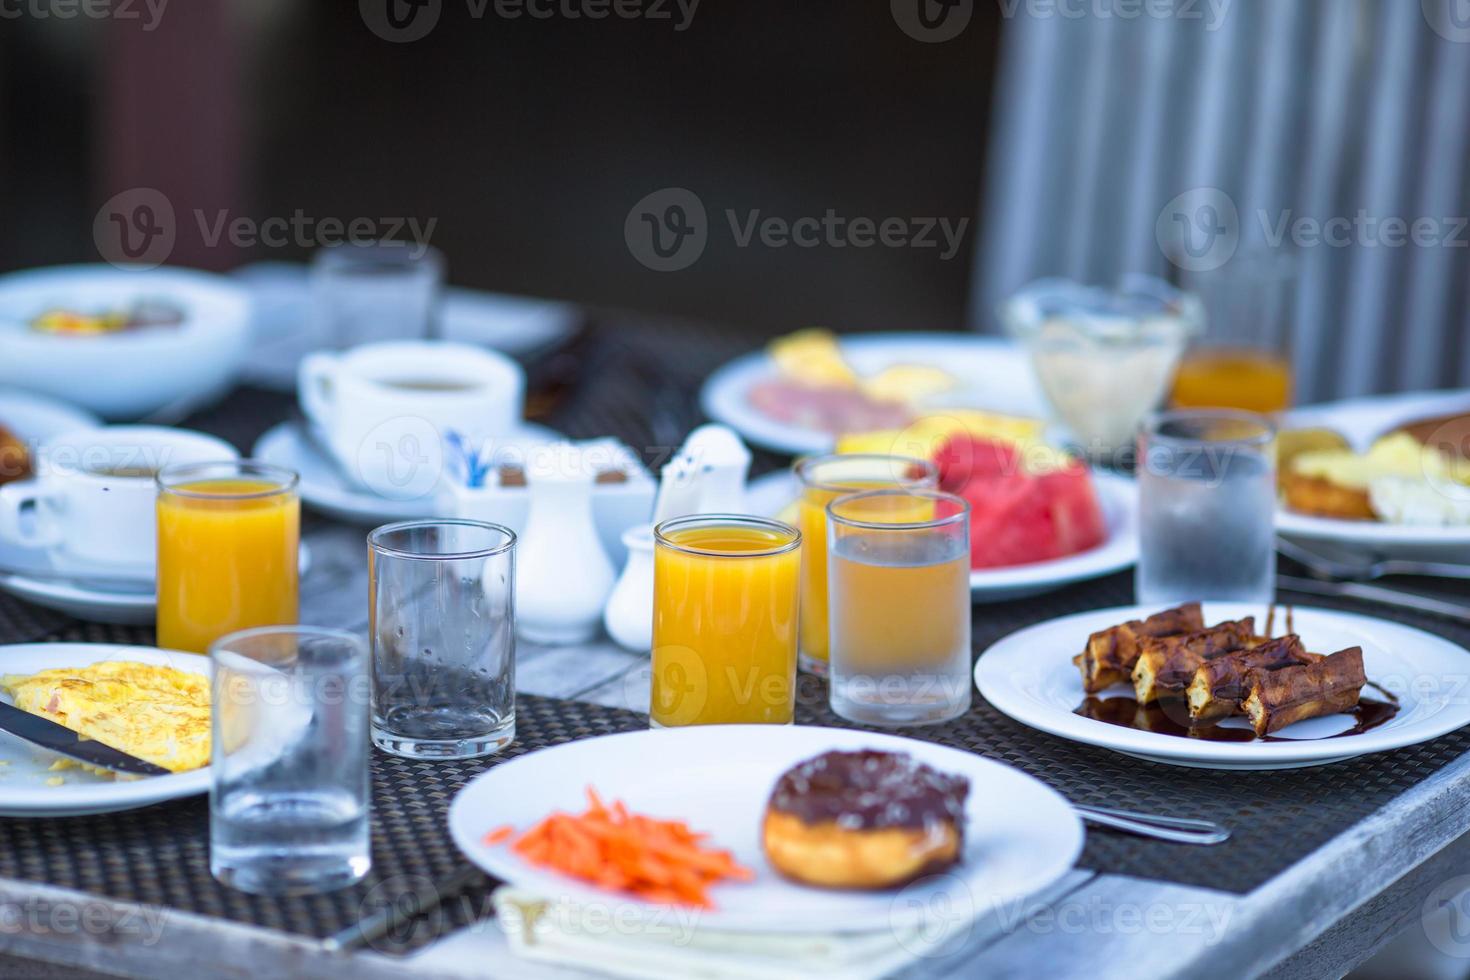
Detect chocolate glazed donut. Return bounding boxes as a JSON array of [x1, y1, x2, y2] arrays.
[[761, 750, 970, 890]]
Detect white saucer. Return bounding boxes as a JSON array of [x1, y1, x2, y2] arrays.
[[0, 545, 312, 626], [253, 421, 561, 524], [743, 469, 1138, 601], [976, 602, 1470, 770]]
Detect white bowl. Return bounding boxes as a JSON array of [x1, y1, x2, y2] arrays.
[[0, 265, 250, 419]]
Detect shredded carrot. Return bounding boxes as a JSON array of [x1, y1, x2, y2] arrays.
[[485, 786, 753, 908]]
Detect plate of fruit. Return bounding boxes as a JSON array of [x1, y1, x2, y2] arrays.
[[745, 412, 1138, 601]]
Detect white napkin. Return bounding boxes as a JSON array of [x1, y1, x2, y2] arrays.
[[491, 887, 975, 980]]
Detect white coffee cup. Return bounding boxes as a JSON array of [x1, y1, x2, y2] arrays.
[[298, 340, 525, 501], [0, 426, 239, 570]]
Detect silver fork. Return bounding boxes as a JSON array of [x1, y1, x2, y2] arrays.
[[1073, 805, 1231, 845], [1276, 536, 1470, 582]]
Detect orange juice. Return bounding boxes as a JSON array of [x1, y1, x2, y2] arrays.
[[157, 474, 300, 654], [651, 517, 800, 727], [1171, 347, 1293, 414], [795, 457, 937, 673]]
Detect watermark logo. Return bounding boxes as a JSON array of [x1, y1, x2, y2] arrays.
[[356, 416, 445, 501], [355, 874, 446, 951], [648, 644, 710, 725], [891, 872, 977, 957], [361, 0, 442, 42], [1156, 187, 1238, 272], [626, 187, 971, 272], [993, 0, 1231, 30], [0, 0, 169, 30], [625, 187, 708, 272], [1423, 874, 1470, 957], [892, 0, 973, 42], [94, 187, 176, 270], [1423, 0, 1470, 43]]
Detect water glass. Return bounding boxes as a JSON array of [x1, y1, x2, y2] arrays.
[[368, 519, 516, 758], [312, 240, 445, 348], [827, 489, 972, 726], [1136, 410, 1277, 605], [210, 626, 370, 895], [651, 515, 801, 727], [794, 453, 938, 676]]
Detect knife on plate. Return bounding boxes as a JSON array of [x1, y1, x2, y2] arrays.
[[0, 701, 171, 777]]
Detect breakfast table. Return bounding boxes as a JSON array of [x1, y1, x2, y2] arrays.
[[2, 314, 1470, 980]]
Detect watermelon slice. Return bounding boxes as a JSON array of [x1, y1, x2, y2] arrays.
[[934, 435, 1107, 569]]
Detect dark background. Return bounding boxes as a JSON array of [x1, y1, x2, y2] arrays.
[[0, 1, 1001, 336]]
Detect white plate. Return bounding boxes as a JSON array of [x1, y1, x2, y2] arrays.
[[743, 469, 1138, 601], [1279, 389, 1470, 557], [233, 262, 580, 390], [0, 643, 211, 816], [976, 602, 1470, 770], [0, 545, 312, 626], [0, 266, 250, 419], [700, 333, 1047, 456], [448, 725, 1082, 933], [252, 421, 560, 524]]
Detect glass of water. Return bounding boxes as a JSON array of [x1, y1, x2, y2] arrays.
[[368, 519, 516, 759], [827, 488, 972, 726], [312, 240, 445, 348], [1136, 410, 1277, 605], [210, 625, 370, 895]]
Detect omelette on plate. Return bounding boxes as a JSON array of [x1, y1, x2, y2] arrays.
[[0, 662, 210, 774]]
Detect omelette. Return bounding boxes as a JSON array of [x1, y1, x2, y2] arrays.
[[0, 662, 210, 774]]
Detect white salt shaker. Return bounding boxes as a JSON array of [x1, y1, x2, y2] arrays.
[[515, 443, 615, 644]]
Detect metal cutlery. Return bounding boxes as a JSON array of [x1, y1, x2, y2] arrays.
[[0, 702, 170, 777], [1074, 804, 1231, 845], [1276, 536, 1470, 583], [1278, 573, 1470, 624]]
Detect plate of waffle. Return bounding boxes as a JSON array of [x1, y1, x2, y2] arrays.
[[975, 602, 1470, 769]]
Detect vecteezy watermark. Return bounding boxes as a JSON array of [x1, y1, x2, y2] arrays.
[[624, 187, 709, 272], [1155, 187, 1240, 273], [92, 187, 438, 269], [0, 0, 168, 30], [891, 0, 974, 43], [359, 0, 699, 43], [625, 187, 971, 272], [0, 897, 169, 946], [996, 0, 1231, 29], [1157, 187, 1470, 272], [1423, 0, 1470, 43], [1422, 874, 1470, 957]]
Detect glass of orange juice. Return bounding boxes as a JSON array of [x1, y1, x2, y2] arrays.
[[1172, 252, 1297, 414], [827, 489, 971, 726], [651, 515, 800, 727], [156, 461, 300, 654], [793, 454, 938, 676]]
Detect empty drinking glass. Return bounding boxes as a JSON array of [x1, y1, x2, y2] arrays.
[[312, 240, 445, 348], [1136, 410, 1277, 605], [210, 626, 370, 895], [368, 519, 516, 758], [827, 489, 972, 726]]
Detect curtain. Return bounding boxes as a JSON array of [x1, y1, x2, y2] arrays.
[[969, 0, 1470, 404]]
